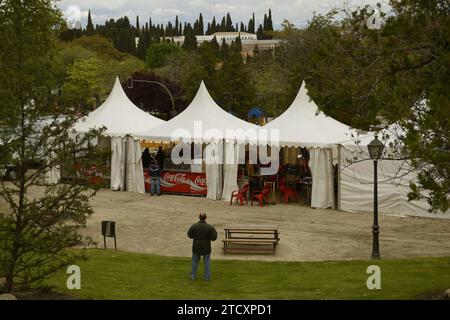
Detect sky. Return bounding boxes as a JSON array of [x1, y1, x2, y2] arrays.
[[57, 0, 388, 29]]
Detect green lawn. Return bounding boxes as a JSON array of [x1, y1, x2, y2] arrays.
[[41, 249, 450, 300]]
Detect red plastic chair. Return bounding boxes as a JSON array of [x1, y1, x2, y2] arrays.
[[279, 180, 298, 204], [251, 185, 270, 207], [230, 184, 249, 206]]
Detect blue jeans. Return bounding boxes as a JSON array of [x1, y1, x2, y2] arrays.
[[190, 253, 211, 280], [150, 176, 160, 195]]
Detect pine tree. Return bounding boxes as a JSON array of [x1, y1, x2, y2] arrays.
[[86, 10, 95, 35], [136, 15, 140, 33]]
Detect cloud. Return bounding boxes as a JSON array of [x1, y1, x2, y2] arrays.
[[58, 0, 386, 29]]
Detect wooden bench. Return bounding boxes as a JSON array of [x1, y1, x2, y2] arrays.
[[223, 225, 280, 255]]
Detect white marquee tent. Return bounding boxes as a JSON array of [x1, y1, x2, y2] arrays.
[[73, 77, 165, 193], [338, 124, 450, 219], [135, 81, 258, 201], [261, 82, 356, 209]]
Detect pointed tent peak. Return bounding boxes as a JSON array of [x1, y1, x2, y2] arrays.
[[105, 76, 131, 103], [289, 80, 319, 116], [190, 80, 218, 107], [112, 76, 124, 92]]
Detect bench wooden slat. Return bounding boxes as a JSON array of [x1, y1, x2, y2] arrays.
[[223, 239, 277, 244], [223, 248, 276, 254], [225, 230, 280, 235]]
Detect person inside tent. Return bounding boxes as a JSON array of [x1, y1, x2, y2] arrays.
[[142, 148, 152, 169], [155, 146, 166, 170]]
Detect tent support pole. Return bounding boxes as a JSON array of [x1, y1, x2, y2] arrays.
[[123, 135, 129, 191], [337, 144, 342, 211]]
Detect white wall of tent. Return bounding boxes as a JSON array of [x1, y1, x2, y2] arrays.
[[41, 76, 447, 220]]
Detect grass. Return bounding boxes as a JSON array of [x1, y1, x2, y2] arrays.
[[41, 249, 450, 300]]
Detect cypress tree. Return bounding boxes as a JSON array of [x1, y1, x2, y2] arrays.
[[240, 22, 245, 32], [220, 38, 229, 58], [235, 34, 242, 52], [86, 10, 95, 35], [183, 24, 197, 50], [199, 13, 204, 35], [220, 16, 226, 31], [211, 17, 217, 34], [175, 16, 179, 35], [225, 13, 233, 31], [248, 13, 255, 34], [256, 24, 264, 40], [268, 9, 274, 31]]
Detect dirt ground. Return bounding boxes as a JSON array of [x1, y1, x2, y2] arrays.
[[2, 187, 450, 261], [81, 189, 450, 262]]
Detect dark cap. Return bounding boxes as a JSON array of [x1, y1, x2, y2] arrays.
[[199, 213, 207, 220]]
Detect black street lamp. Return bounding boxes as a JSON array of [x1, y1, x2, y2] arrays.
[[367, 133, 385, 259], [127, 77, 177, 118]]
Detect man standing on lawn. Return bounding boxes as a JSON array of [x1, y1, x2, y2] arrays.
[[187, 213, 218, 281]]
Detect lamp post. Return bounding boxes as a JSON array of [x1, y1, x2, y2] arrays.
[[367, 133, 385, 259], [127, 77, 177, 118]]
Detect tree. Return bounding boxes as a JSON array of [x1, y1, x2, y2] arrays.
[[268, 9, 274, 31], [122, 71, 185, 119], [62, 58, 106, 111], [146, 42, 182, 69], [217, 47, 256, 116], [198, 13, 204, 35], [248, 13, 256, 34], [256, 24, 264, 39], [183, 24, 198, 50], [225, 13, 234, 31], [0, 0, 107, 293], [86, 10, 95, 35]]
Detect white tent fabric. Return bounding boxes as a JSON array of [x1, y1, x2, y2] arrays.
[[73, 77, 165, 193], [74, 77, 165, 136], [222, 142, 241, 201], [339, 125, 450, 218], [135, 81, 258, 144], [261, 82, 356, 148], [135, 82, 257, 199], [309, 148, 334, 209], [205, 142, 223, 200], [126, 136, 145, 194], [44, 162, 60, 185], [110, 137, 125, 191]]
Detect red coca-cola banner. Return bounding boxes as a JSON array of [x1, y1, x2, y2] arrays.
[[144, 170, 207, 195]]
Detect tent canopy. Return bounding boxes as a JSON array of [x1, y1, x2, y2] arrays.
[[135, 81, 258, 143], [74, 77, 165, 137], [262, 82, 355, 148]]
